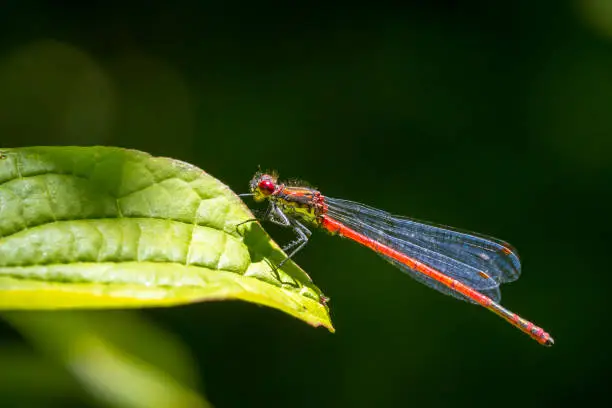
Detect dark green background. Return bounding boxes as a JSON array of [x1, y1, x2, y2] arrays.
[[1, 1, 610, 407]]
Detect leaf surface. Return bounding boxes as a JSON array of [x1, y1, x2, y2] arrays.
[[0, 147, 332, 331]]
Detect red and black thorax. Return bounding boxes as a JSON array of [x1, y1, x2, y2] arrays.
[[270, 184, 328, 226]]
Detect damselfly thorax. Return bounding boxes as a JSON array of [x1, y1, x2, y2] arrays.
[[271, 186, 327, 226]]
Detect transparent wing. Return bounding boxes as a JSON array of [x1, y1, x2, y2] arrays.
[[325, 197, 521, 303]]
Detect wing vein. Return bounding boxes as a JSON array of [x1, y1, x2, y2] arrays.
[[325, 197, 521, 303]]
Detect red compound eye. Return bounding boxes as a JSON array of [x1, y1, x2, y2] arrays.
[[258, 179, 275, 195]]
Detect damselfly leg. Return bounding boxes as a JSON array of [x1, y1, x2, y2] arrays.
[[262, 203, 312, 269]]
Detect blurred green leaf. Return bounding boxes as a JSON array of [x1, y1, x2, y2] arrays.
[[0, 147, 332, 331], [4, 311, 212, 408], [0, 343, 82, 402]]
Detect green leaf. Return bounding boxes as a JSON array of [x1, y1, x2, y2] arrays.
[[0, 343, 82, 401], [0, 146, 332, 331], [4, 311, 212, 408]]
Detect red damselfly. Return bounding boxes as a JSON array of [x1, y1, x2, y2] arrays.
[[240, 171, 554, 346]]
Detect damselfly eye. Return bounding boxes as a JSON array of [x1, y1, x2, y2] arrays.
[[258, 179, 275, 195]]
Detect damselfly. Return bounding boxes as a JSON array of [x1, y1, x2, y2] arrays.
[[240, 171, 554, 346]]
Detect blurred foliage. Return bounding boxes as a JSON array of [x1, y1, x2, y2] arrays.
[[4, 311, 211, 408], [1, 1, 611, 408]]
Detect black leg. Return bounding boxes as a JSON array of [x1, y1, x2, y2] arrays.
[[276, 219, 311, 269], [265, 203, 292, 227], [234, 208, 269, 236], [234, 217, 259, 237], [248, 203, 313, 271]]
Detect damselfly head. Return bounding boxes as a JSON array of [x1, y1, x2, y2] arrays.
[[249, 171, 279, 202]]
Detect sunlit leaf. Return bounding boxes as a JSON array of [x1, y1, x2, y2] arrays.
[[0, 147, 332, 331]]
